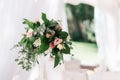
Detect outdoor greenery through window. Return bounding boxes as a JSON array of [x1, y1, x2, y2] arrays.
[[65, 3, 98, 65]]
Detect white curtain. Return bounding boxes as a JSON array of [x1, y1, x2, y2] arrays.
[[0, 0, 67, 80], [1, 0, 120, 80], [95, 1, 120, 71], [65, 0, 120, 71]]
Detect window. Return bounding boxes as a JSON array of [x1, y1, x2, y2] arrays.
[[65, 3, 98, 67]]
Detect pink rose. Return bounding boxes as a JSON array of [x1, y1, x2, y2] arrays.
[[49, 42, 55, 49], [54, 38, 63, 45], [26, 28, 33, 38]]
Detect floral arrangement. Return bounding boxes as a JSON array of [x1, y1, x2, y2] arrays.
[[15, 13, 72, 71]]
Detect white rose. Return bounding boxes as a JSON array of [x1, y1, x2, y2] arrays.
[[57, 44, 65, 50], [33, 38, 41, 47]]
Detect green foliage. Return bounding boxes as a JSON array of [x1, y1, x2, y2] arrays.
[[61, 43, 70, 54], [19, 36, 26, 46], [23, 19, 34, 29], [34, 21, 41, 28], [54, 54, 60, 68], [59, 31, 68, 40], [66, 3, 95, 42], [52, 48, 59, 55], [42, 13, 50, 26], [49, 20, 58, 27], [66, 3, 94, 21], [38, 36, 49, 53], [14, 13, 72, 71]]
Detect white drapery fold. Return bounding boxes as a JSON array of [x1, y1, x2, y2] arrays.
[[1, 0, 120, 80], [0, 0, 67, 80]]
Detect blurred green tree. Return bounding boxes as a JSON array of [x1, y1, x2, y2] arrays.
[[66, 3, 94, 42]]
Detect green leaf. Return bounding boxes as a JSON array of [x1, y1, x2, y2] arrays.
[[61, 44, 70, 54], [49, 20, 58, 29], [59, 31, 68, 40], [34, 22, 41, 28], [36, 21, 40, 26], [54, 54, 60, 68], [52, 48, 59, 55], [42, 13, 49, 26], [38, 36, 49, 54], [23, 19, 34, 29], [18, 61, 23, 65], [58, 52, 63, 61], [48, 36, 54, 42], [19, 37, 26, 45], [31, 54, 35, 62], [29, 36, 35, 43], [38, 43, 49, 53], [23, 41, 27, 48], [37, 60, 39, 64]]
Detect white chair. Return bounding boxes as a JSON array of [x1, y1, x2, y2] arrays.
[[63, 59, 88, 80]]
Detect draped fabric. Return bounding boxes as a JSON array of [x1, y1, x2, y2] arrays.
[[0, 0, 67, 80], [65, 0, 120, 71], [0, 0, 120, 80], [95, 1, 120, 71]]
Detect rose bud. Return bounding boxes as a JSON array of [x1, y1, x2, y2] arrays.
[[35, 18, 39, 22], [46, 33, 51, 38], [55, 25, 62, 31], [26, 28, 33, 38]]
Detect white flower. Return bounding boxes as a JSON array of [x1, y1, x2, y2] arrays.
[[26, 28, 33, 38], [33, 38, 41, 47], [57, 44, 65, 50]]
